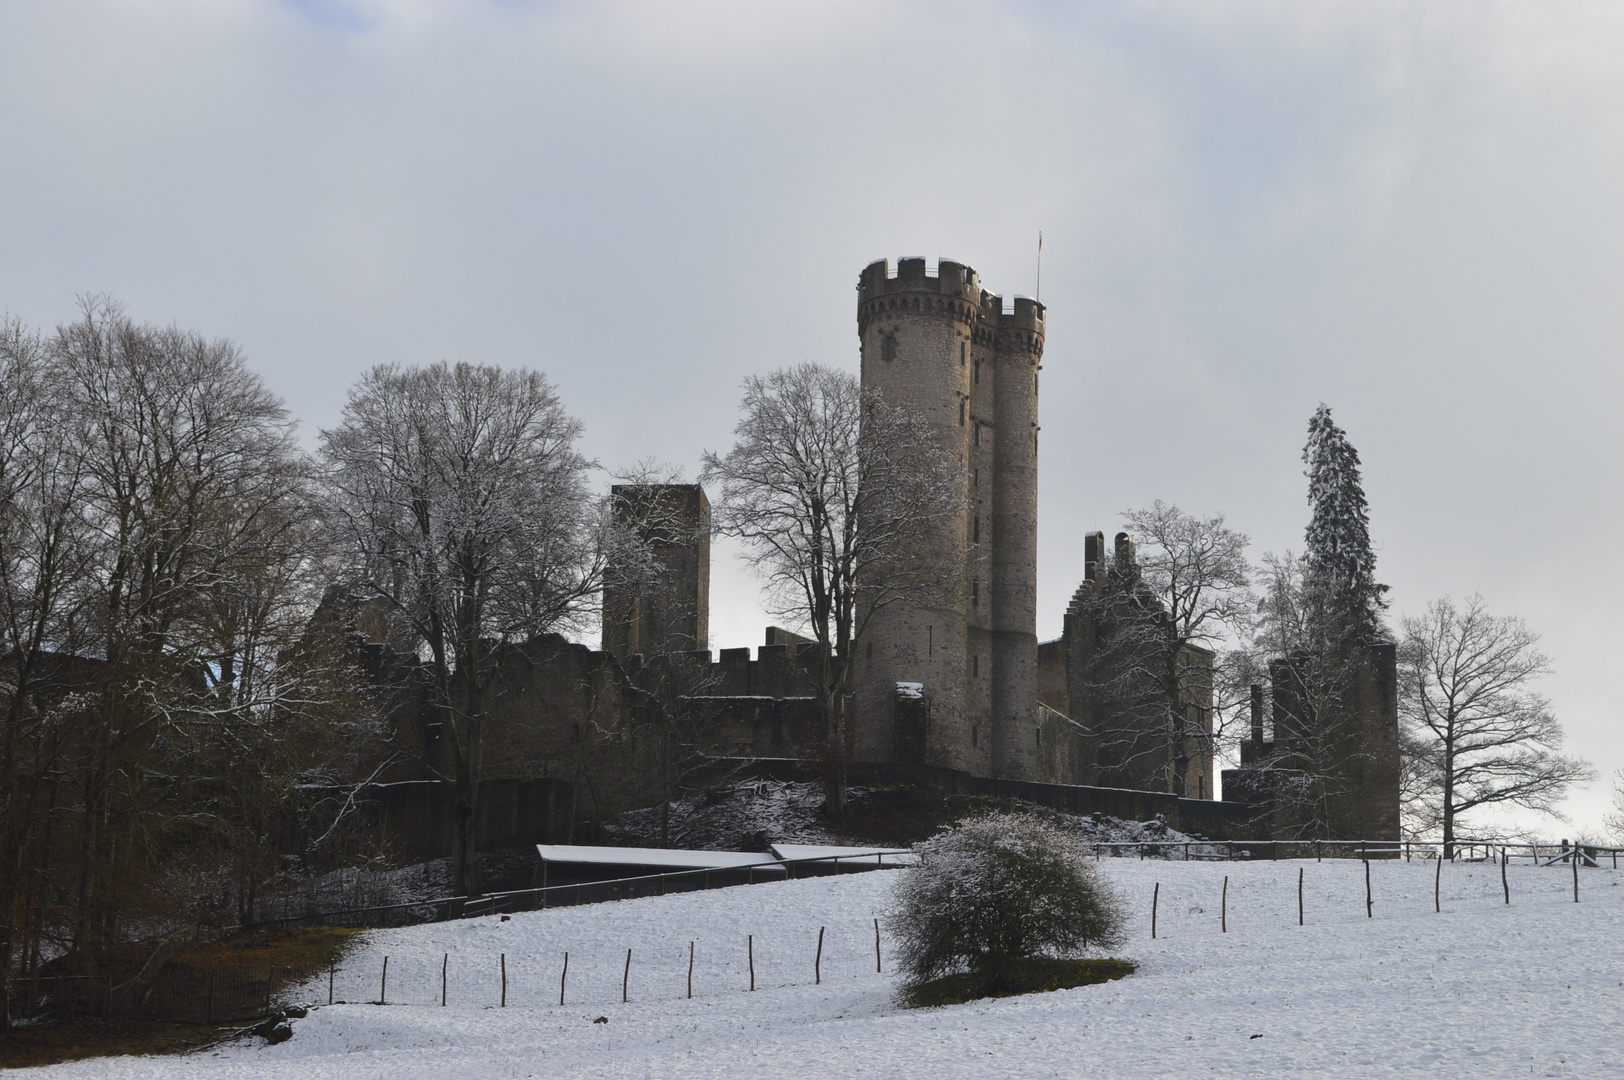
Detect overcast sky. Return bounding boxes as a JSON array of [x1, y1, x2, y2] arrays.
[[3, 0, 1621, 835]]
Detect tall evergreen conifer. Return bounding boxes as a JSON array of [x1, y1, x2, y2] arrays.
[[1301, 404, 1387, 643]]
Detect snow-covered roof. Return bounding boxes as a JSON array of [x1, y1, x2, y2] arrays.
[[770, 843, 915, 866], [535, 844, 781, 870]]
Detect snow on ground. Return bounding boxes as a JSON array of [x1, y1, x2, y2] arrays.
[[18, 858, 1622, 1079]]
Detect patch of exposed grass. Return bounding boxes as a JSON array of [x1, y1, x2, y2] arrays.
[[167, 926, 359, 972], [0, 1016, 230, 1069], [1, 928, 358, 1068], [901, 957, 1136, 1008]]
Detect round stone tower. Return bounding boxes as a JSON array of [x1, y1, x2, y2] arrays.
[[855, 257, 980, 772], [988, 294, 1043, 780], [853, 257, 1044, 780]]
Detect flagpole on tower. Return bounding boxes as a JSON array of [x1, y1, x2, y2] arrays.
[[1036, 231, 1043, 303]]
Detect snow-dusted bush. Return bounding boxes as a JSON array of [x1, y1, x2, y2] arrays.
[[889, 812, 1127, 994]]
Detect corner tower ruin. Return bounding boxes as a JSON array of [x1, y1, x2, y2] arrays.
[[853, 257, 1044, 781]]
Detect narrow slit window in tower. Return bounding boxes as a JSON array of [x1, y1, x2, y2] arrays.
[[972, 578, 979, 606], [959, 398, 965, 426], [960, 341, 966, 366], [883, 334, 896, 363], [973, 516, 980, 543], [973, 422, 980, 446], [973, 654, 979, 678], [974, 357, 981, 383]]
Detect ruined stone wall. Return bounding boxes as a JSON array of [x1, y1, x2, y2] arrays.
[[1036, 637, 1067, 714], [1231, 642, 1401, 841], [1054, 531, 1217, 797]]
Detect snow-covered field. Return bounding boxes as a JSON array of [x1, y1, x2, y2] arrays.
[[21, 858, 1622, 1079]]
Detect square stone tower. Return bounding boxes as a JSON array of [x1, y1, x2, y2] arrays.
[[852, 257, 1044, 781], [601, 484, 710, 661]]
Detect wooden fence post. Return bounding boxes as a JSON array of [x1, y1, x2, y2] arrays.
[[1501, 850, 1510, 906], [748, 935, 755, 992], [1221, 876, 1228, 933], [815, 927, 825, 984], [380, 957, 388, 1006], [441, 953, 448, 1006], [1435, 853, 1443, 913], [1364, 858, 1373, 918], [687, 942, 694, 1000], [500, 954, 506, 1008], [623, 948, 631, 1003], [559, 953, 567, 1006], [1152, 883, 1159, 939], [874, 918, 882, 973], [1572, 849, 1579, 903], [1298, 867, 1304, 926]]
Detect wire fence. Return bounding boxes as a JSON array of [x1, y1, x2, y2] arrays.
[[1093, 838, 1623, 866], [280, 857, 1624, 1015], [10, 838, 1617, 1025], [222, 839, 1624, 934]]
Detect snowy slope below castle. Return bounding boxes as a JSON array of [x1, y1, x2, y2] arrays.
[[602, 778, 1211, 853], [17, 857, 1620, 1079]]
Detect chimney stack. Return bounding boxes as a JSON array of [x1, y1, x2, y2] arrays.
[[1084, 531, 1105, 582]]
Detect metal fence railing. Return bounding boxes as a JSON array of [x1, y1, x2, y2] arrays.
[[239, 849, 910, 933], [1092, 839, 1623, 866]]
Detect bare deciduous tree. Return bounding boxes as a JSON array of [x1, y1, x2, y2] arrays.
[[1605, 769, 1624, 843], [320, 361, 602, 897], [700, 363, 959, 817], [1075, 504, 1251, 797], [1, 300, 367, 1021], [1399, 595, 1594, 856], [1238, 550, 1381, 839]]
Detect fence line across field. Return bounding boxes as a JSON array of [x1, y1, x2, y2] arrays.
[[13, 856, 1615, 1023], [309, 862, 1622, 1012], [238, 838, 1622, 933]]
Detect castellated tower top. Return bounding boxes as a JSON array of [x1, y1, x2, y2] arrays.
[[858, 257, 983, 303], [857, 257, 1045, 341]]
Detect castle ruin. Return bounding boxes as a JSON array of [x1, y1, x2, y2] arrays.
[[329, 256, 1395, 854]]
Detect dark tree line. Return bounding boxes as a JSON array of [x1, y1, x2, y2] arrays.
[[0, 302, 384, 1028], [0, 302, 619, 1026]]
